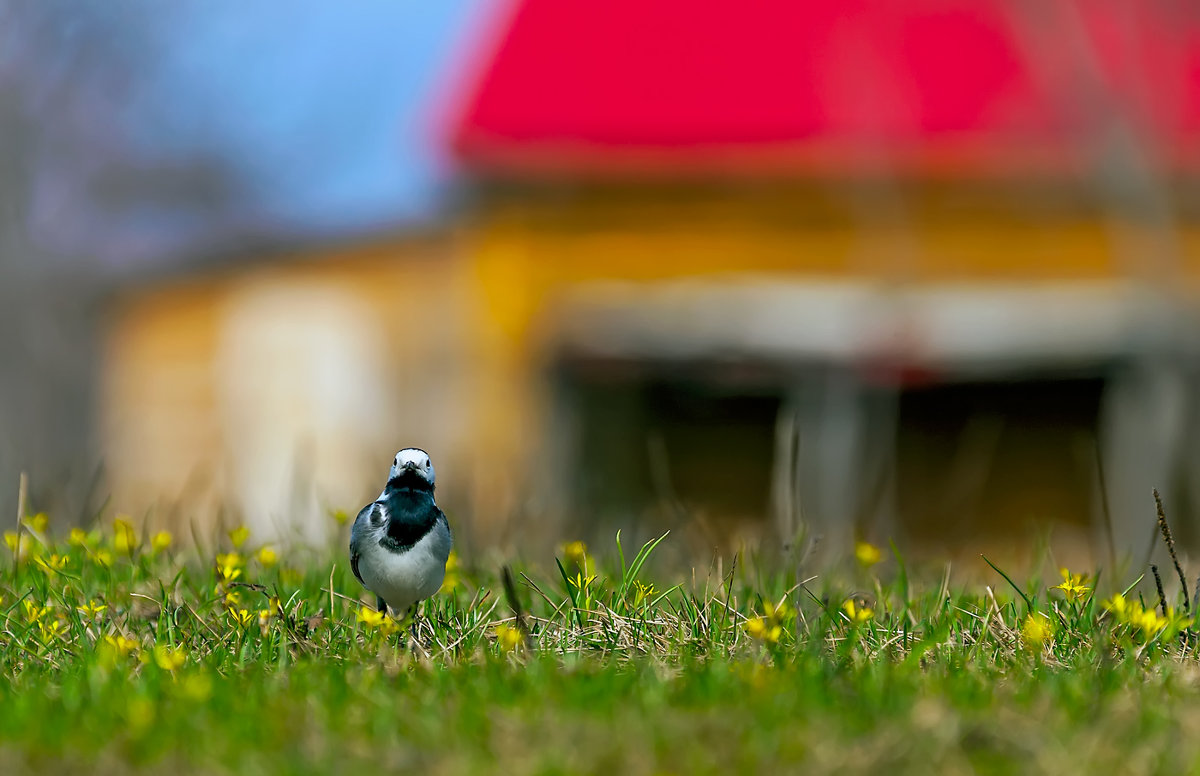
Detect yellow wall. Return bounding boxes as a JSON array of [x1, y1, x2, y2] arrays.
[[467, 185, 1200, 375], [459, 186, 1200, 550], [100, 185, 1200, 545], [101, 236, 477, 539]]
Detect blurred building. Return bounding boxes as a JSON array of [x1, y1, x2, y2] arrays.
[[100, 1, 1200, 560]]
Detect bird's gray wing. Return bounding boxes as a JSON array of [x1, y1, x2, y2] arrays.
[[350, 546, 364, 586], [432, 506, 453, 563], [436, 506, 453, 548], [348, 503, 377, 586]]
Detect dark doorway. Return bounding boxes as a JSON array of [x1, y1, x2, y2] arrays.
[[895, 377, 1104, 549], [561, 364, 782, 541]]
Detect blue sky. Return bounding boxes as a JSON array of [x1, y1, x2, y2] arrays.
[[9, 1, 492, 268], [140, 1, 486, 235]]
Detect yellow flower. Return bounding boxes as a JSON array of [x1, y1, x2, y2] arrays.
[[494, 623, 523, 652], [93, 549, 114, 568], [228, 526, 250, 549], [842, 599, 873, 625], [100, 633, 138, 666], [151, 531, 173, 553], [356, 605, 398, 635], [254, 546, 278, 567], [108, 635, 139, 654], [68, 528, 93, 547], [113, 516, 140, 554], [630, 580, 657, 608], [258, 596, 282, 631], [34, 553, 69, 574], [763, 599, 793, 625], [562, 540, 589, 569], [1052, 568, 1091, 603], [1103, 595, 1183, 640], [744, 616, 782, 643], [744, 616, 765, 639], [1164, 607, 1196, 639], [216, 552, 243, 570], [1132, 607, 1168, 638], [76, 600, 107, 620], [855, 541, 882, 567], [215, 553, 243, 583], [330, 508, 350, 526], [228, 608, 253, 627], [568, 572, 596, 593], [356, 606, 387, 628], [4, 531, 30, 562], [440, 550, 460, 593], [1021, 613, 1054, 648], [21, 512, 48, 533], [38, 619, 64, 643], [223, 591, 241, 608], [152, 644, 187, 672], [23, 599, 48, 623]]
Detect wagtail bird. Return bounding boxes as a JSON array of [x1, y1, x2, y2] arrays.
[[350, 448, 452, 616]]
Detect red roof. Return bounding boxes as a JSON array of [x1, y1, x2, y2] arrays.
[[450, 0, 1200, 177]]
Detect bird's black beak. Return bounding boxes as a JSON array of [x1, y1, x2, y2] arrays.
[[388, 459, 433, 492]]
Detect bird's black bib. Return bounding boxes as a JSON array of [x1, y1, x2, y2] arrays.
[[378, 470, 442, 552]]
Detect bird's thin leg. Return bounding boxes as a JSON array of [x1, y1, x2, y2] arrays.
[[404, 604, 420, 653], [376, 595, 388, 615]]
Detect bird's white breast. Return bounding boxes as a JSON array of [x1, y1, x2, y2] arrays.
[[357, 520, 451, 613]]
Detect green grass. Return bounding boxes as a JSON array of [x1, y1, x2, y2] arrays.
[[3, 517, 1200, 775]]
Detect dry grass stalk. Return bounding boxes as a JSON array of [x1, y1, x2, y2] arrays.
[[1153, 488, 1190, 612]]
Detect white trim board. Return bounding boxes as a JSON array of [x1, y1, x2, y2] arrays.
[[550, 278, 1197, 375]]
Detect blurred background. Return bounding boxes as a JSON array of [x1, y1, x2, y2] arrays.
[[3, 0, 1200, 567]]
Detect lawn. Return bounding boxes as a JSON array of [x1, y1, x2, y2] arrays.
[[2, 512, 1200, 775]]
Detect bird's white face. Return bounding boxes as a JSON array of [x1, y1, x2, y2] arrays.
[[388, 447, 435, 486]]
